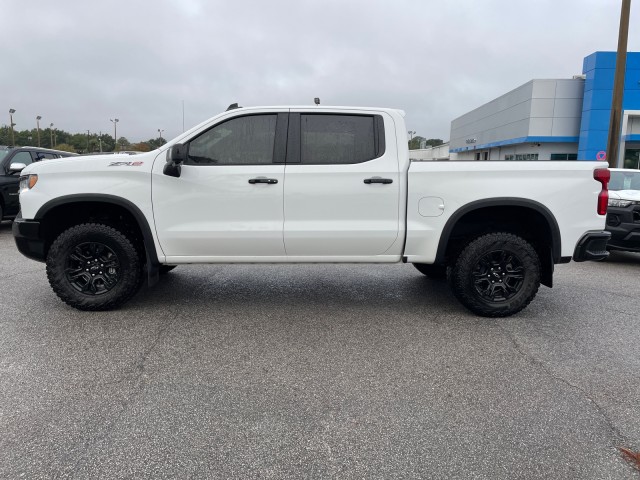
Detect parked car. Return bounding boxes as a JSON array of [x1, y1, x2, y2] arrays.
[[0, 146, 77, 221], [13, 105, 609, 316], [606, 168, 640, 253]]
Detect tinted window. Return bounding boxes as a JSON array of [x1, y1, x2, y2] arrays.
[[301, 114, 376, 164], [11, 151, 34, 166], [35, 153, 57, 161], [186, 114, 277, 165]]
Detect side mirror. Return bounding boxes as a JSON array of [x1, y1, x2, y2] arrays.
[[166, 143, 186, 164], [164, 143, 186, 178], [9, 162, 27, 174]]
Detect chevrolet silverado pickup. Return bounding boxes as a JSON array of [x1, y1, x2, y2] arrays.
[[12, 105, 611, 316]]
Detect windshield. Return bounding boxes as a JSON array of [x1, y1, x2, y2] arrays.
[[610, 170, 640, 191]]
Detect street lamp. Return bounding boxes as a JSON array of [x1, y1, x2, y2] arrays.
[[9, 109, 16, 146], [36, 116, 42, 146], [50, 123, 54, 147], [408, 130, 416, 140], [86, 130, 91, 152], [110, 118, 119, 152], [158, 128, 164, 143]]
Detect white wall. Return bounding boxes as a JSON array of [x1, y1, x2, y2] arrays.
[[409, 143, 455, 161], [454, 142, 578, 161]]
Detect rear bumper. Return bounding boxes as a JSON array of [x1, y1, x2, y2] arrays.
[[12, 215, 46, 262], [573, 230, 611, 262]]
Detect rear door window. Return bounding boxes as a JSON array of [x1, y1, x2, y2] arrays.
[[299, 114, 381, 164]]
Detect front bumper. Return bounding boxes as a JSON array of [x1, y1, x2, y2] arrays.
[[13, 215, 46, 262], [605, 205, 640, 252], [573, 230, 611, 262]]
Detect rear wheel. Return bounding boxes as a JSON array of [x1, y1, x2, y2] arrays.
[[449, 232, 540, 317], [46, 223, 142, 311], [413, 263, 447, 279]]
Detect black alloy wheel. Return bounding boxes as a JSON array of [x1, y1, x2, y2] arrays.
[[46, 223, 142, 311], [65, 242, 120, 295], [449, 232, 541, 317], [471, 249, 524, 302]]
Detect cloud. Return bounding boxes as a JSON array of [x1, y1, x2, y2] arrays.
[[1, 0, 638, 142]]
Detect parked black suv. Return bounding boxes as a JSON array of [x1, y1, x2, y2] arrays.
[[0, 146, 77, 221]]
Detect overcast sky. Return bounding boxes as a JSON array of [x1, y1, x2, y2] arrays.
[[2, 0, 639, 143]]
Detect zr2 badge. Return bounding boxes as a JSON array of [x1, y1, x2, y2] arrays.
[[108, 161, 144, 167]]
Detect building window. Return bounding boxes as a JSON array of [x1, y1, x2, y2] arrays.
[[505, 154, 539, 161], [550, 153, 577, 160]]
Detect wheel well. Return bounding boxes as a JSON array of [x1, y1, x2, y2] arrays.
[[39, 202, 146, 262], [440, 205, 557, 287]]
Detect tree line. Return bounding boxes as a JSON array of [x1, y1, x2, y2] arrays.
[[0, 125, 166, 153], [409, 136, 444, 150]]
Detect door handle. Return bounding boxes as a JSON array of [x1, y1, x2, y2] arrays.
[[248, 177, 278, 184], [364, 177, 393, 184]]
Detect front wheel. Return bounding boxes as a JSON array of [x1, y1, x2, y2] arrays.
[[449, 233, 540, 317], [46, 223, 142, 311]]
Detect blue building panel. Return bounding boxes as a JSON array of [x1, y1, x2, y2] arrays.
[[578, 51, 640, 161], [624, 70, 640, 90], [583, 89, 613, 110]]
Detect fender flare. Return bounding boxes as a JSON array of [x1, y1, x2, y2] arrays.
[[434, 197, 562, 264], [35, 194, 161, 285]]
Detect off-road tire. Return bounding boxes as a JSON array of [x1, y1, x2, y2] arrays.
[[449, 232, 540, 317], [413, 263, 447, 279], [46, 223, 142, 311]]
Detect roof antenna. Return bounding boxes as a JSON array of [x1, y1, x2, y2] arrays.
[[314, 97, 320, 106], [226, 103, 241, 111]]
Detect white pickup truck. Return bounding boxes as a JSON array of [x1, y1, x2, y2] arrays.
[[13, 105, 611, 317]]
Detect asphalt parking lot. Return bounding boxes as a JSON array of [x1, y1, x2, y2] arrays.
[[1, 220, 639, 479]]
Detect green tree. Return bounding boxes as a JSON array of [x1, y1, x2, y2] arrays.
[[146, 137, 167, 150], [116, 137, 130, 151], [52, 143, 77, 153], [425, 138, 444, 147], [408, 135, 425, 150]]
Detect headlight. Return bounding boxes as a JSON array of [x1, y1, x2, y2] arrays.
[[608, 198, 632, 208], [19, 174, 38, 193]]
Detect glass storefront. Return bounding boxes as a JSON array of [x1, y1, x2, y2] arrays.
[[623, 146, 640, 170]]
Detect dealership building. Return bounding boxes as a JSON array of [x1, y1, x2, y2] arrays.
[[416, 52, 640, 167]]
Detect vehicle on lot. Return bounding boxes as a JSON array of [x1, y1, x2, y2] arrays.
[[0, 146, 77, 221], [13, 105, 611, 316], [606, 168, 640, 253]]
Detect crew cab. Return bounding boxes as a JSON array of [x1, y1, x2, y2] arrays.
[[12, 105, 610, 316], [0, 146, 77, 221]]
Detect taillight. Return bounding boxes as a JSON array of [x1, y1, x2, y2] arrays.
[[593, 168, 610, 215]]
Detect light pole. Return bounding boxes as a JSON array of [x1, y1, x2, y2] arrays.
[[36, 116, 42, 147], [606, 0, 631, 168], [9, 109, 16, 146], [86, 130, 91, 152], [110, 118, 119, 152], [49, 123, 54, 147], [408, 130, 416, 140], [98, 131, 103, 152], [158, 128, 164, 143]]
